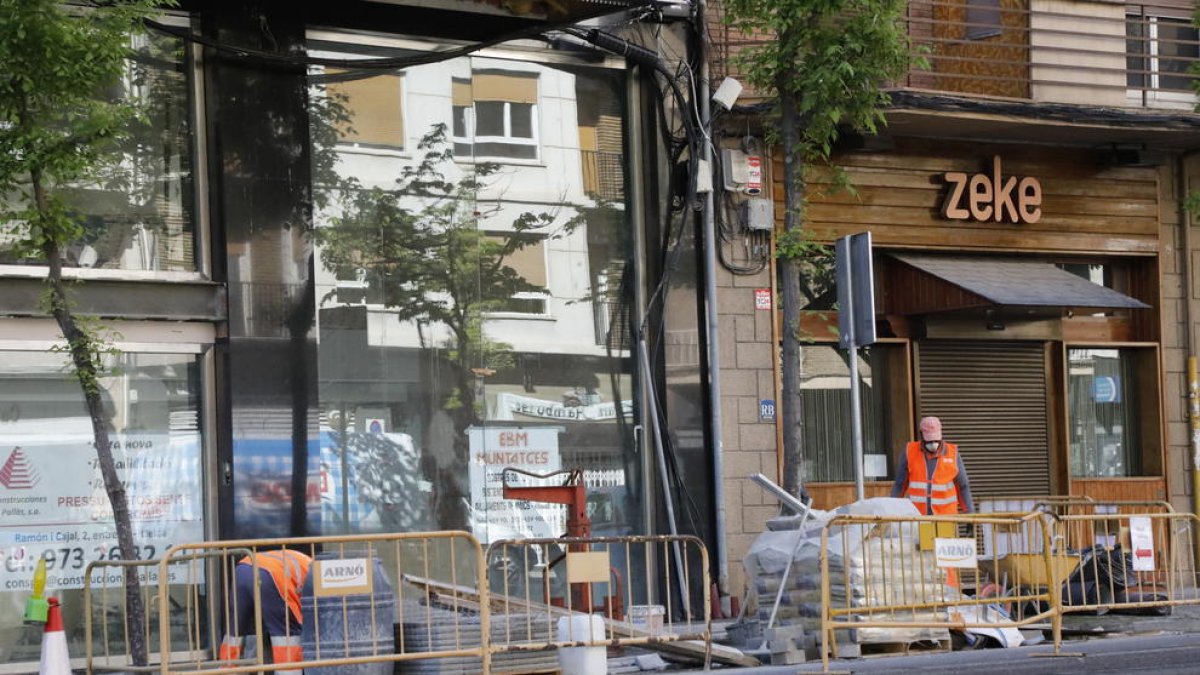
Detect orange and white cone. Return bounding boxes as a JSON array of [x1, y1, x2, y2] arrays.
[[38, 598, 70, 675]]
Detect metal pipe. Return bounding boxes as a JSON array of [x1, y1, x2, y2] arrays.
[[750, 472, 808, 514], [695, 0, 730, 607], [638, 334, 689, 609]]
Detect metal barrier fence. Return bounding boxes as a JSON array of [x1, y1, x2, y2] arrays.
[[481, 535, 713, 663], [818, 512, 1062, 670], [84, 531, 723, 674], [85, 531, 491, 675], [1049, 511, 1200, 616]]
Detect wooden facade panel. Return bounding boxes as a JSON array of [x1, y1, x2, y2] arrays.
[[812, 144, 1160, 182], [806, 223, 1159, 254], [806, 203, 1157, 236], [1067, 477, 1167, 503], [811, 187, 1159, 221], [774, 144, 1161, 255], [808, 482, 893, 511], [776, 168, 1161, 201]]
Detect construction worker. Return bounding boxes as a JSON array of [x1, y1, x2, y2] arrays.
[[219, 549, 313, 666], [890, 416, 974, 515]]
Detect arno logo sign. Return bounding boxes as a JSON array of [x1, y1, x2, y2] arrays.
[[941, 156, 1042, 224]]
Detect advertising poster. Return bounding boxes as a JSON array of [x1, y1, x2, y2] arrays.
[[0, 434, 203, 591], [467, 426, 564, 543]]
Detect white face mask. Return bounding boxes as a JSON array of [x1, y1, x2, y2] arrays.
[[923, 441, 939, 452]]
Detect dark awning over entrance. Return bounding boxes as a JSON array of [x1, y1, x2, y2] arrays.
[[887, 253, 1151, 315]]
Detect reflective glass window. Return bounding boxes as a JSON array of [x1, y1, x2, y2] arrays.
[[307, 40, 640, 544], [1069, 348, 1142, 477], [0, 30, 198, 272], [800, 344, 902, 483], [0, 350, 204, 666]]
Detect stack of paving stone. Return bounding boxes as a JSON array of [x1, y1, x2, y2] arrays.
[[395, 602, 561, 674], [744, 501, 952, 647]]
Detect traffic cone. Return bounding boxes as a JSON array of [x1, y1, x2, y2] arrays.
[[38, 598, 70, 675]]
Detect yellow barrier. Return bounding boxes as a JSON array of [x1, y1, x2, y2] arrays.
[[1049, 511, 1200, 616], [481, 534, 714, 662], [83, 531, 728, 673], [85, 531, 491, 675], [818, 512, 1062, 671]]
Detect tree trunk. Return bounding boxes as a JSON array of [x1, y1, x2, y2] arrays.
[[776, 67, 809, 506], [32, 173, 148, 667]]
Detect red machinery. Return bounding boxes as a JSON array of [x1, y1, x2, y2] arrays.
[[501, 467, 624, 619]]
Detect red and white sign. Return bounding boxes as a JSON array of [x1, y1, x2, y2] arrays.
[[0, 433, 202, 591], [754, 288, 772, 310], [745, 155, 763, 195], [1129, 516, 1155, 572]]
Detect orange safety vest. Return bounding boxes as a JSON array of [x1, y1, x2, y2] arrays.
[[240, 550, 312, 625], [904, 441, 961, 515]]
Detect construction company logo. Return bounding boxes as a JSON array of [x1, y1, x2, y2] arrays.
[[933, 537, 978, 569], [313, 558, 372, 597], [0, 447, 40, 490]]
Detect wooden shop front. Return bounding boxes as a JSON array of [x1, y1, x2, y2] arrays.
[[781, 139, 1168, 510]]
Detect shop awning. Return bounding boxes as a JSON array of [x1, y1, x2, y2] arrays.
[[887, 253, 1151, 314]]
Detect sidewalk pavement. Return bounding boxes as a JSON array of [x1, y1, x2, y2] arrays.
[[678, 605, 1200, 673]]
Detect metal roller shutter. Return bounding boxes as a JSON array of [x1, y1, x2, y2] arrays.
[[916, 341, 1050, 499]]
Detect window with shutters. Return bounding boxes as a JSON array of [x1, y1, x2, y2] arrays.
[[451, 72, 539, 160], [484, 233, 548, 315], [800, 344, 905, 483], [1068, 348, 1146, 477], [325, 72, 406, 151]]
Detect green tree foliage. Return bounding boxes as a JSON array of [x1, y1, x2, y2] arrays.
[[0, 0, 169, 665], [723, 0, 913, 499]]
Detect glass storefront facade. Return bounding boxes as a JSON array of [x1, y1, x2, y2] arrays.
[[800, 344, 900, 483], [0, 350, 204, 665], [1069, 347, 1143, 477], [305, 37, 643, 541], [0, 29, 197, 273], [0, 10, 667, 669]]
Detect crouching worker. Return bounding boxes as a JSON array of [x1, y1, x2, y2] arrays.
[[219, 549, 313, 666]]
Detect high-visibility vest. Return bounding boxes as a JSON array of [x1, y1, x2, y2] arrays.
[[904, 441, 961, 515], [241, 550, 312, 626]]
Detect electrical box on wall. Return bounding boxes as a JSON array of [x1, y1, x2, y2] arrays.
[[721, 148, 764, 195], [741, 198, 774, 231]]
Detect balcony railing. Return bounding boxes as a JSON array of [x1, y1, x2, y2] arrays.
[[710, 0, 1200, 110]]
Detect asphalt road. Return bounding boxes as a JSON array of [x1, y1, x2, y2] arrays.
[[720, 633, 1200, 674]]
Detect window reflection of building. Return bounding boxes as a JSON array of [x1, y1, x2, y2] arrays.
[[0, 30, 196, 273], [309, 43, 640, 542], [326, 71, 406, 151], [452, 72, 539, 160]]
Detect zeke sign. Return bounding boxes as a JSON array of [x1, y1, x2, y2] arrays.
[[941, 156, 1042, 224]]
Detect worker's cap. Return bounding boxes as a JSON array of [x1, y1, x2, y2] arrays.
[[918, 416, 943, 441]]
